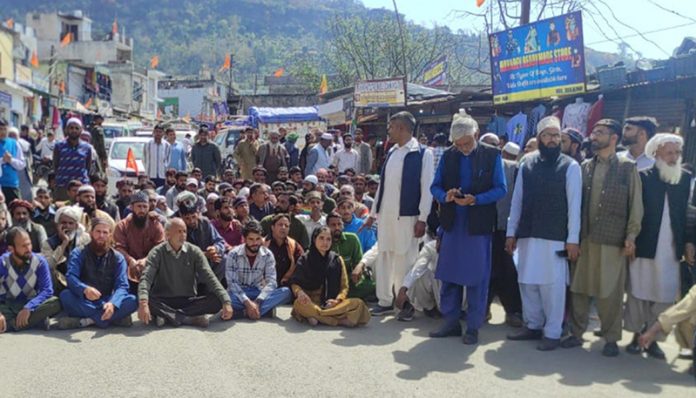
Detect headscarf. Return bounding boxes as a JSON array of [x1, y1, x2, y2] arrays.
[[644, 133, 683, 160], [9, 199, 34, 213], [290, 227, 342, 302], [537, 116, 561, 135], [54, 205, 83, 224]]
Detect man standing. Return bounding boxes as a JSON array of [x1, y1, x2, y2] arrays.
[[354, 129, 373, 175], [53, 118, 92, 202], [256, 130, 288, 183], [225, 221, 292, 319], [284, 132, 300, 168], [0, 227, 61, 332], [624, 134, 692, 359], [191, 127, 222, 179], [367, 111, 435, 316], [264, 214, 304, 287], [144, 124, 171, 188], [429, 113, 506, 345], [234, 127, 260, 180], [562, 119, 643, 357], [58, 218, 137, 329], [0, 119, 27, 203], [333, 134, 360, 174], [88, 114, 108, 173], [505, 116, 582, 351], [327, 212, 375, 300], [561, 127, 584, 164], [619, 116, 658, 171], [138, 218, 233, 328], [113, 192, 165, 291], [166, 127, 188, 172], [305, 133, 334, 176]]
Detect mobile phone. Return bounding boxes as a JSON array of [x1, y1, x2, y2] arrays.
[[556, 249, 568, 258], [455, 192, 466, 198]]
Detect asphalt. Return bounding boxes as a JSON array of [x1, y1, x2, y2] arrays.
[[0, 304, 693, 397]]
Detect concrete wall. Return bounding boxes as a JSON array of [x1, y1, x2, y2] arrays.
[[0, 30, 13, 80]]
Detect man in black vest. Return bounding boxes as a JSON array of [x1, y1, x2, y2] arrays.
[[429, 112, 506, 345], [58, 218, 137, 329], [505, 116, 582, 351], [624, 133, 694, 359]]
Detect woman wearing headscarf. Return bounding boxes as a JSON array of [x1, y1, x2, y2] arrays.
[[290, 226, 370, 327]]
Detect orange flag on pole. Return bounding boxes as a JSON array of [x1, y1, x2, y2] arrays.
[[60, 32, 73, 47], [112, 17, 118, 35], [273, 67, 285, 77], [30, 51, 39, 68], [220, 53, 231, 71], [476, 0, 486, 7], [84, 97, 93, 109], [6, 18, 14, 29], [319, 74, 328, 94], [150, 55, 159, 69], [126, 147, 138, 173]]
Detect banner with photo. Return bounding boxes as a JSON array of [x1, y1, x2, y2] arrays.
[[422, 55, 448, 87]]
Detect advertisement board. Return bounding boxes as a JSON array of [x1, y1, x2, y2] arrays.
[[354, 77, 406, 108]]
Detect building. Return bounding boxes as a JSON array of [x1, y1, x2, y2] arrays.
[[109, 63, 163, 120], [158, 72, 229, 120], [0, 25, 35, 126]]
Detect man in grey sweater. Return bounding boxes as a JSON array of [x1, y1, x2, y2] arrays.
[[138, 218, 233, 328], [191, 127, 222, 179]]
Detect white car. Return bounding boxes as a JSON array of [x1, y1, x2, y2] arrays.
[[106, 137, 149, 194], [214, 127, 245, 170], [102, 122, 133, 151]]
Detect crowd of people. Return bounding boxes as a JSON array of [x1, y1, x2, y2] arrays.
[[0, 111, 694, 377]]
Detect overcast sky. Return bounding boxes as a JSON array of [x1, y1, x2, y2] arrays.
[[361, 0, 696, 59]]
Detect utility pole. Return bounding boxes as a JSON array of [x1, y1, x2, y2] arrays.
[[392, 0, 408, 80], [521, 0, 531, 25]]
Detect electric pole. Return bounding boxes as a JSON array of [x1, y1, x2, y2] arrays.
[[521, 0, 531, 25]]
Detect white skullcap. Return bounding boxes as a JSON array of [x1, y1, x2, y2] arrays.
[[479, 132, 500, 145], [66, 117, 83, 128], [77, 185, 95, 195], [54, 205, 84, 224], [536, 116, 561, 135], [304, 175, 319, 185], [7, 127, 19, 135], [206, 192, 220, 202], [449, 112, 478, 141], [237, 187, 250, 198], [320, 133, 333, 141], [502, 142, 520, 157], [645, 133, 684, 160], [186, 178, 199, 186]]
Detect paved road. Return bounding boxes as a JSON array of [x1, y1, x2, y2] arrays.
[[0, 304, 693, 397]]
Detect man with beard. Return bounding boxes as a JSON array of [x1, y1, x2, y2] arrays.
[[57, 218, 137, 329], [113, 192, 165, 292], [352, 175, 374, 211], [0, 227, 61, 332], [9, 200, 47, 253], [354, 129, 373, 175], [562, 119, 643, 357], [305, 133, 335, 176], [505, 116, 582, 351], [32, 187, 57, 238], [260, 192, 309, 249], [333, 134, 360, 174], [249, 183, 274, 221], [337, 197, 376, 252], [41, 206, 90, 293], [166, 171, 189, 211], [91, 175, 120, 222], [561, 127, 584, 164], [264, 214, 304, 287], [225, 220, 292, 319], [0, 119, 27, 204], [429, 113, 506, 345], [326, 212, 375, 300], [115, 180, 134, 219], [88, 114, 108, 173], [139, 218, 233, 328], [156, 169, 177, 196], [76, 185, 115, 232], [619, 116, 658, 171], [623, 134, 693, 359], [234, 127, 260, 180], [199, 176, 218, 199], [233, 196, 252, 226], [212, 197, 243, 248], [284, 133, 300, 169], [53, 118, 92, 201], [191, 127, 222, 179]]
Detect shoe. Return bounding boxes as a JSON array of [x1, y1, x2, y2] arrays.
[[537, 337, 561, 351], [505, 313, 524, 328], [429, 322, 462, 338], [423, 307, 442, 319], [593, 328, 604, 337], [507, 327, 543, 341], [184, 315, 209, 329], [560, 335, 584, 349], [678, 348, 693, 360], [462, 329, 479, 345], [370, 305, 393, 316], [625, 334, 642, 355], [262, 308, 276, 319], [397, 302, 415, 322], [57, 317, 83, 330], [602, 342, 620, 357], [112, 316, 133, 328], [42, 318, 51, 331], [154, 316, 166, 328], [646, 342, 666, 360], [485, 311, 492, 322]]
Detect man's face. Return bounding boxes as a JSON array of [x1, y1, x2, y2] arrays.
[[338, 202, 354, 222], [36, 192, 52, 209], [0, 125, 7, 139], [561, 133, 573, 155], [59, 215, 78, 235], [198, 132, 209, 144], [219, 202, 234, 221], [79, 192, 96, 209], [192, 170, 202, 180], [327, 217, 344, 241], [175, 176, 187, 191], [90, 223, 111, 249], [355, 132, 363, 143], [340, 188, 354, 200], [166, 130, 176, 143], [166, 173, 176, 186], [273, 185, 284, 197], [344, 136, 353, 147], [12, 207, 31, 225], [132, 201, 149, 219], [367, 183, 378, 196], [656, 142, 682, 166], [354, 180, 365, 195], [590, 126, 614, 152], [252, 188, 267, 204], [205, 181, 216, 192], [153, 128, 164, 141], [276, 195, 289, 212], [119, 185, 133, 199], [253, 171, 266, 183], [538, 129, 561, 148], [278, 170, 289, 181], [269, 133, 280, 144], [223, 171, 235, 183], [387, 120, 404, 143], [320, 138, 331, 149], [316, 171, 328, 184], [186, 183, 197, 193], [271, 217, 290, 241], [290, 172, 302, 184], [0, 211, 7, 231], [93, 181, 107, 198], [166, 222, 187, 248], [454, 134, 476, 155], [66, 123, 82, 140], [235, 203, 249, 219], [9, 233, 32, 262], [621, 124, 641, 146], [182, 212, 199, 229], [245, 232, 263, 253], [302, 181, 315, 192]]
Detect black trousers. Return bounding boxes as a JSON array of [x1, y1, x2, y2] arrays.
[[2, 187, 20, 203], [487, 230, 522, 315], [148, 295, 222, 326]]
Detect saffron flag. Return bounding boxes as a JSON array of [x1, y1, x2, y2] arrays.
[[6, 18, 14, 29], [30, 51, 39, 68], [59, 80, 66, 93], [85, 97, 93, 109], [126, 148, 138, 173], [221, 53, 231, 71], [273, 67, 285, 77], [476, 0, 486, 7], [60, 32, 73, 47], [112, 17, 118, 35], [319, 74, 328, 94], [150, 55, 159, 69]]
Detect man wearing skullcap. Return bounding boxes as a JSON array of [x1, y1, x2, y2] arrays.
[[41, 205, 90, 292], [305, 132, 335, 176], [53, 118, 92, 201], [561, 127, 585, 164], [428, 112, 505, 345], [562, 119, 644, 357], [0, 119, 27, 203], [506, 116, 582, 351], [9, 199, 47, 253], [58, 217, 137, 329], [256, 130, 288, 183], [619, 116, 658, 171], [479, 132, 501, 147], [622, 133, 693, 359], [113, 191, 165, 292]]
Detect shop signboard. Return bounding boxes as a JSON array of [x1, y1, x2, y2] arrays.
[[354, 77, 406, 108]]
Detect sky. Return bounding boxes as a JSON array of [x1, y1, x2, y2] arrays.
[[360, 0, 696, 59]]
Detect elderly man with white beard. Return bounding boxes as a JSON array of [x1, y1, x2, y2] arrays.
[[623, 133, 695, 359]]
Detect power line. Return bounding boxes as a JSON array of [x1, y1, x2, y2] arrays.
[[585, 21, 696, 46], [646, 0, 696, 24]]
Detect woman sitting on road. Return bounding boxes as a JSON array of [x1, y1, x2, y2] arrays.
[[290, 227, 370, 327]]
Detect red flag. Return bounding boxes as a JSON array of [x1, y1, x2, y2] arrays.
[[6, 18, 14, 29], [60, 32, 73, 47], [126, 147, 138, 173], [30, 51, 39, 68], [220, 53, 231, 71], [112, 17, 118, 35], [150, 55, 159, 69], [84, 97, 93, 109], [273, 67, 285, 77], [476, 0, 486, 7]]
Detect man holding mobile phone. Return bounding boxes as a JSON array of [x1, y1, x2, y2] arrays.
[[505, 116, 582, 351]]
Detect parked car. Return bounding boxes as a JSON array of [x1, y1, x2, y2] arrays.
[[214, 126, 246, 170], [105, 137, 149, 194], [102, 121, 133, 151]]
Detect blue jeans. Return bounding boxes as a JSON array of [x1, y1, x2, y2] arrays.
[[59, 290, 138, 328], [230, 287, 291, 318]]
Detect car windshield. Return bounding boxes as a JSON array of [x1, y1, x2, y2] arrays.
[[110, 142, 145, 159], [103, 126, 124, 139]]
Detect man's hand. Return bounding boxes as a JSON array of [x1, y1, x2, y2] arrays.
[[58, 226, 70, 244], [639, 322, 662, 349], [566, 243, 580, 262], [138, 301, 151, 325], [84, 286, 102, 301], [220, 303, 234, 321], [351, 263, 364, 284], [685, 243, 695, 266], [232, 219, 243, 229], [325, 299, 340, 309], [205, 246, 222, 263], [395, 287, 409, 310], [244, 299, 261, 320], [505, 237, 517, 255], [15, 308, 31, 329], [445, 188, 461, 203], [358, 216, 375, 233], [414, 221, 426, 238], [101, 302, 115, 321], [454, 194, 476, 207], [623, 240, 636, 261], [296, 290, 311, 305], [3, 150, 12, 163], [0, 314, 6, 333]]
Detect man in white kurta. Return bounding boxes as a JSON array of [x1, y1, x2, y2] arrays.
[[368, 112, 434, 315], [505, 116, 582, 351]]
